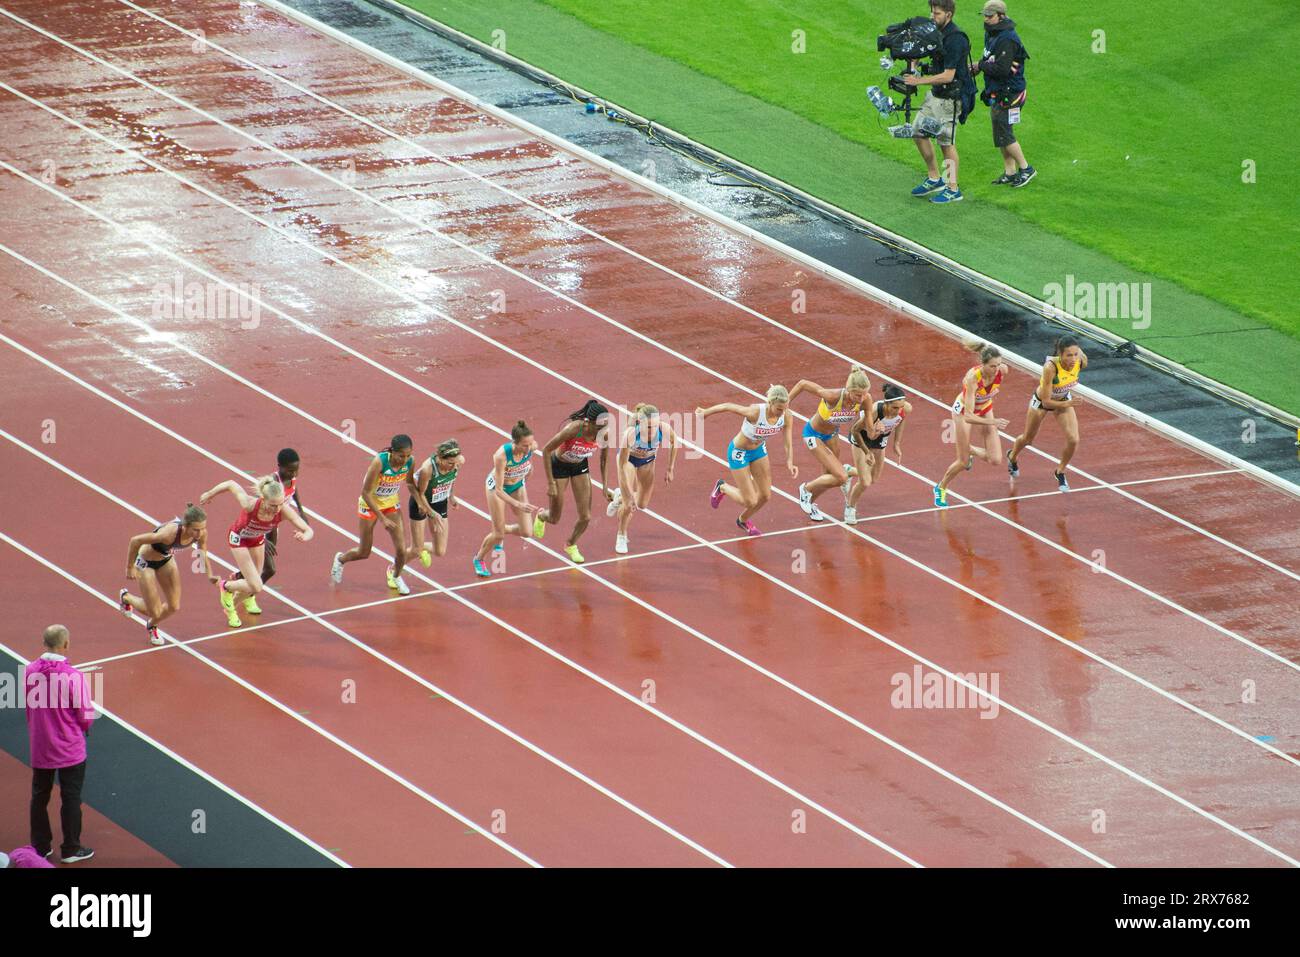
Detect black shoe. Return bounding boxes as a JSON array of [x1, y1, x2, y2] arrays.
[[992, 172, 1017, 185], [1054, 470, 1070, 492], [1007, 449, 1020, 479], [60, 846, 95, 864], [36, 847, 53, 859], [1012, 166, 1037, 188]]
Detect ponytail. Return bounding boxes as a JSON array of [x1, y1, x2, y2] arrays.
[[182, 502, 206, 524], [248, 476, 284, 502], [511, 420, 532, 441], [882, 383, 905, 402], [964, 339, 1001, 364], [564, 399, 609, 429]]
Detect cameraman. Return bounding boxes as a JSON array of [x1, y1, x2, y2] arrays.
[[904, 0, 971, 205], [973, 1, 1035, 186]]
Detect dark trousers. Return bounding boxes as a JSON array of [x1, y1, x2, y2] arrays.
[[31, 761, 86, 855]]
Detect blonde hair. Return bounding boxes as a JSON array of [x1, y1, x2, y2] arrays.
[[766, 384, 789, 404], [250, 475, 284, 503], [963, 339, 1001, 364], [632, 402, 659, 418], [846, 366, 870, 392]]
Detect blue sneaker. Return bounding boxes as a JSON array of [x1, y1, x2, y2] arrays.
[[930, 187, 963, 204], [933, 484, 949, 508], [910, 177, 945, 197]]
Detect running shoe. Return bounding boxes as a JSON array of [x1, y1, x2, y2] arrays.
[[965, 454, 975, 471], [992, 172, 1017, 185], [797, 483, 814, 516], [330, 552, 344, 583], [841, 466, 857, 501], [218, 581, 240, 628], [709, 479, 725, 509], [930, 187, 964, 204], [844, 506, 858, 526], [565, 544, 585, 564], [473, 558, 491, 578], [933, 484, 949, 508], [1012, 166, 1037, 188], [1055, 470, 1070, 492], [243, 596, 262, 615], [533, 514, 546, 539], [808, 500, 825, 522], [118, 588, 132, 616], [60, 847, 95, 864], [419, 548, 432, 568], [615, 534, 629, 555], [146, 624, 163, 646], [1006, 449, 1020, 479], [494, 541, 504, 552], [911, 176, 945, 197], [606, 487, 622, 518], [387, 565, 411, 596], [736, 518, 761, 536]]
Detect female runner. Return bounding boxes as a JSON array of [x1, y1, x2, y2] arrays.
[[330, 435, 425, 596], [201, 476, 313, 628], [845, 384, 912, 524], [934, 342, 1010, 508], [119, 504, 215, 645], [697, 385, 797, 536], [405, 439, 466, 567], [789, 366, 871, 522], [474, 421, 541, 578], [1007, 336, 1088, 491], [606, 403, 681, 554], [533, 400, 611, 565]]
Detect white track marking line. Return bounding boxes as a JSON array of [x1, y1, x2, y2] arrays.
[[2, 155, 1295, 760], [0, 638, 348, 867], [110, 0, 1300, 575], [0, 527, 542, 868], [0, 430, 737, 868], [0, 249, 1278, 869], [0, 55, 1288, 676], [70, 466, 1241, 671]]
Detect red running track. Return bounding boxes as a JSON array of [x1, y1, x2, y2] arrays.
[[0, 0, 1296, 867]]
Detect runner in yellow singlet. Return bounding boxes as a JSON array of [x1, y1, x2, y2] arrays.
[[789, 366, 871, 523], [1007, 336, 1088, 491], [330, 434, 426, 595]]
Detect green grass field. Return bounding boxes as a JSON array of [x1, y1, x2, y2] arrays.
[[404, 0, 1300, 414]]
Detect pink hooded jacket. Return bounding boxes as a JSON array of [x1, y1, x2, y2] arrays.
[[24, 654, 96, 769]]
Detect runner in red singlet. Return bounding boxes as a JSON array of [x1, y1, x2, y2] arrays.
[[533, 399, 611, 564], [199, 475, 313, 628]]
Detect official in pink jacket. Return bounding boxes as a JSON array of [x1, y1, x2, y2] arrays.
[[26, 625, 96, 864]]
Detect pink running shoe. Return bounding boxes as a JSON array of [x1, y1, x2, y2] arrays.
[[709, 479, 725, 509], [736, 518, 761, 536]]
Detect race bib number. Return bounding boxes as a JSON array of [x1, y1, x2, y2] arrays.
[[486, 474, 497, 491], [731, 447, 746, 464], [803, 435, 819, 450], [1007, 107, 1021, 124], [229, 530, 242, 546]]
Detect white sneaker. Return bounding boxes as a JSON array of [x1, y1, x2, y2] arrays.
[[615, 534, 629, 555], [841, 466, 856, 501], [387, 566, 411, 596], [606, 487, 622, 518], [808, 500, 825, 522], [797, 483, 814, 516], [844, 506, 858, 525], [330, 552, 344, 583]]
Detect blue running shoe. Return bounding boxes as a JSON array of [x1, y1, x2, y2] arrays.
[[933, 484, 949, 508], [473, 558, 491, 578], [930, 187, 964, 204], [911, 177, 945, 197]]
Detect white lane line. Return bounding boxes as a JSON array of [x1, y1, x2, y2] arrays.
[[0, 637, 348, 867], [109, 0, 1300, 576], [0, 526, 543, 868], [69, 465, 1244, 671], [0, 60, 1289, 679], [2, 248, 1279, 870]]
